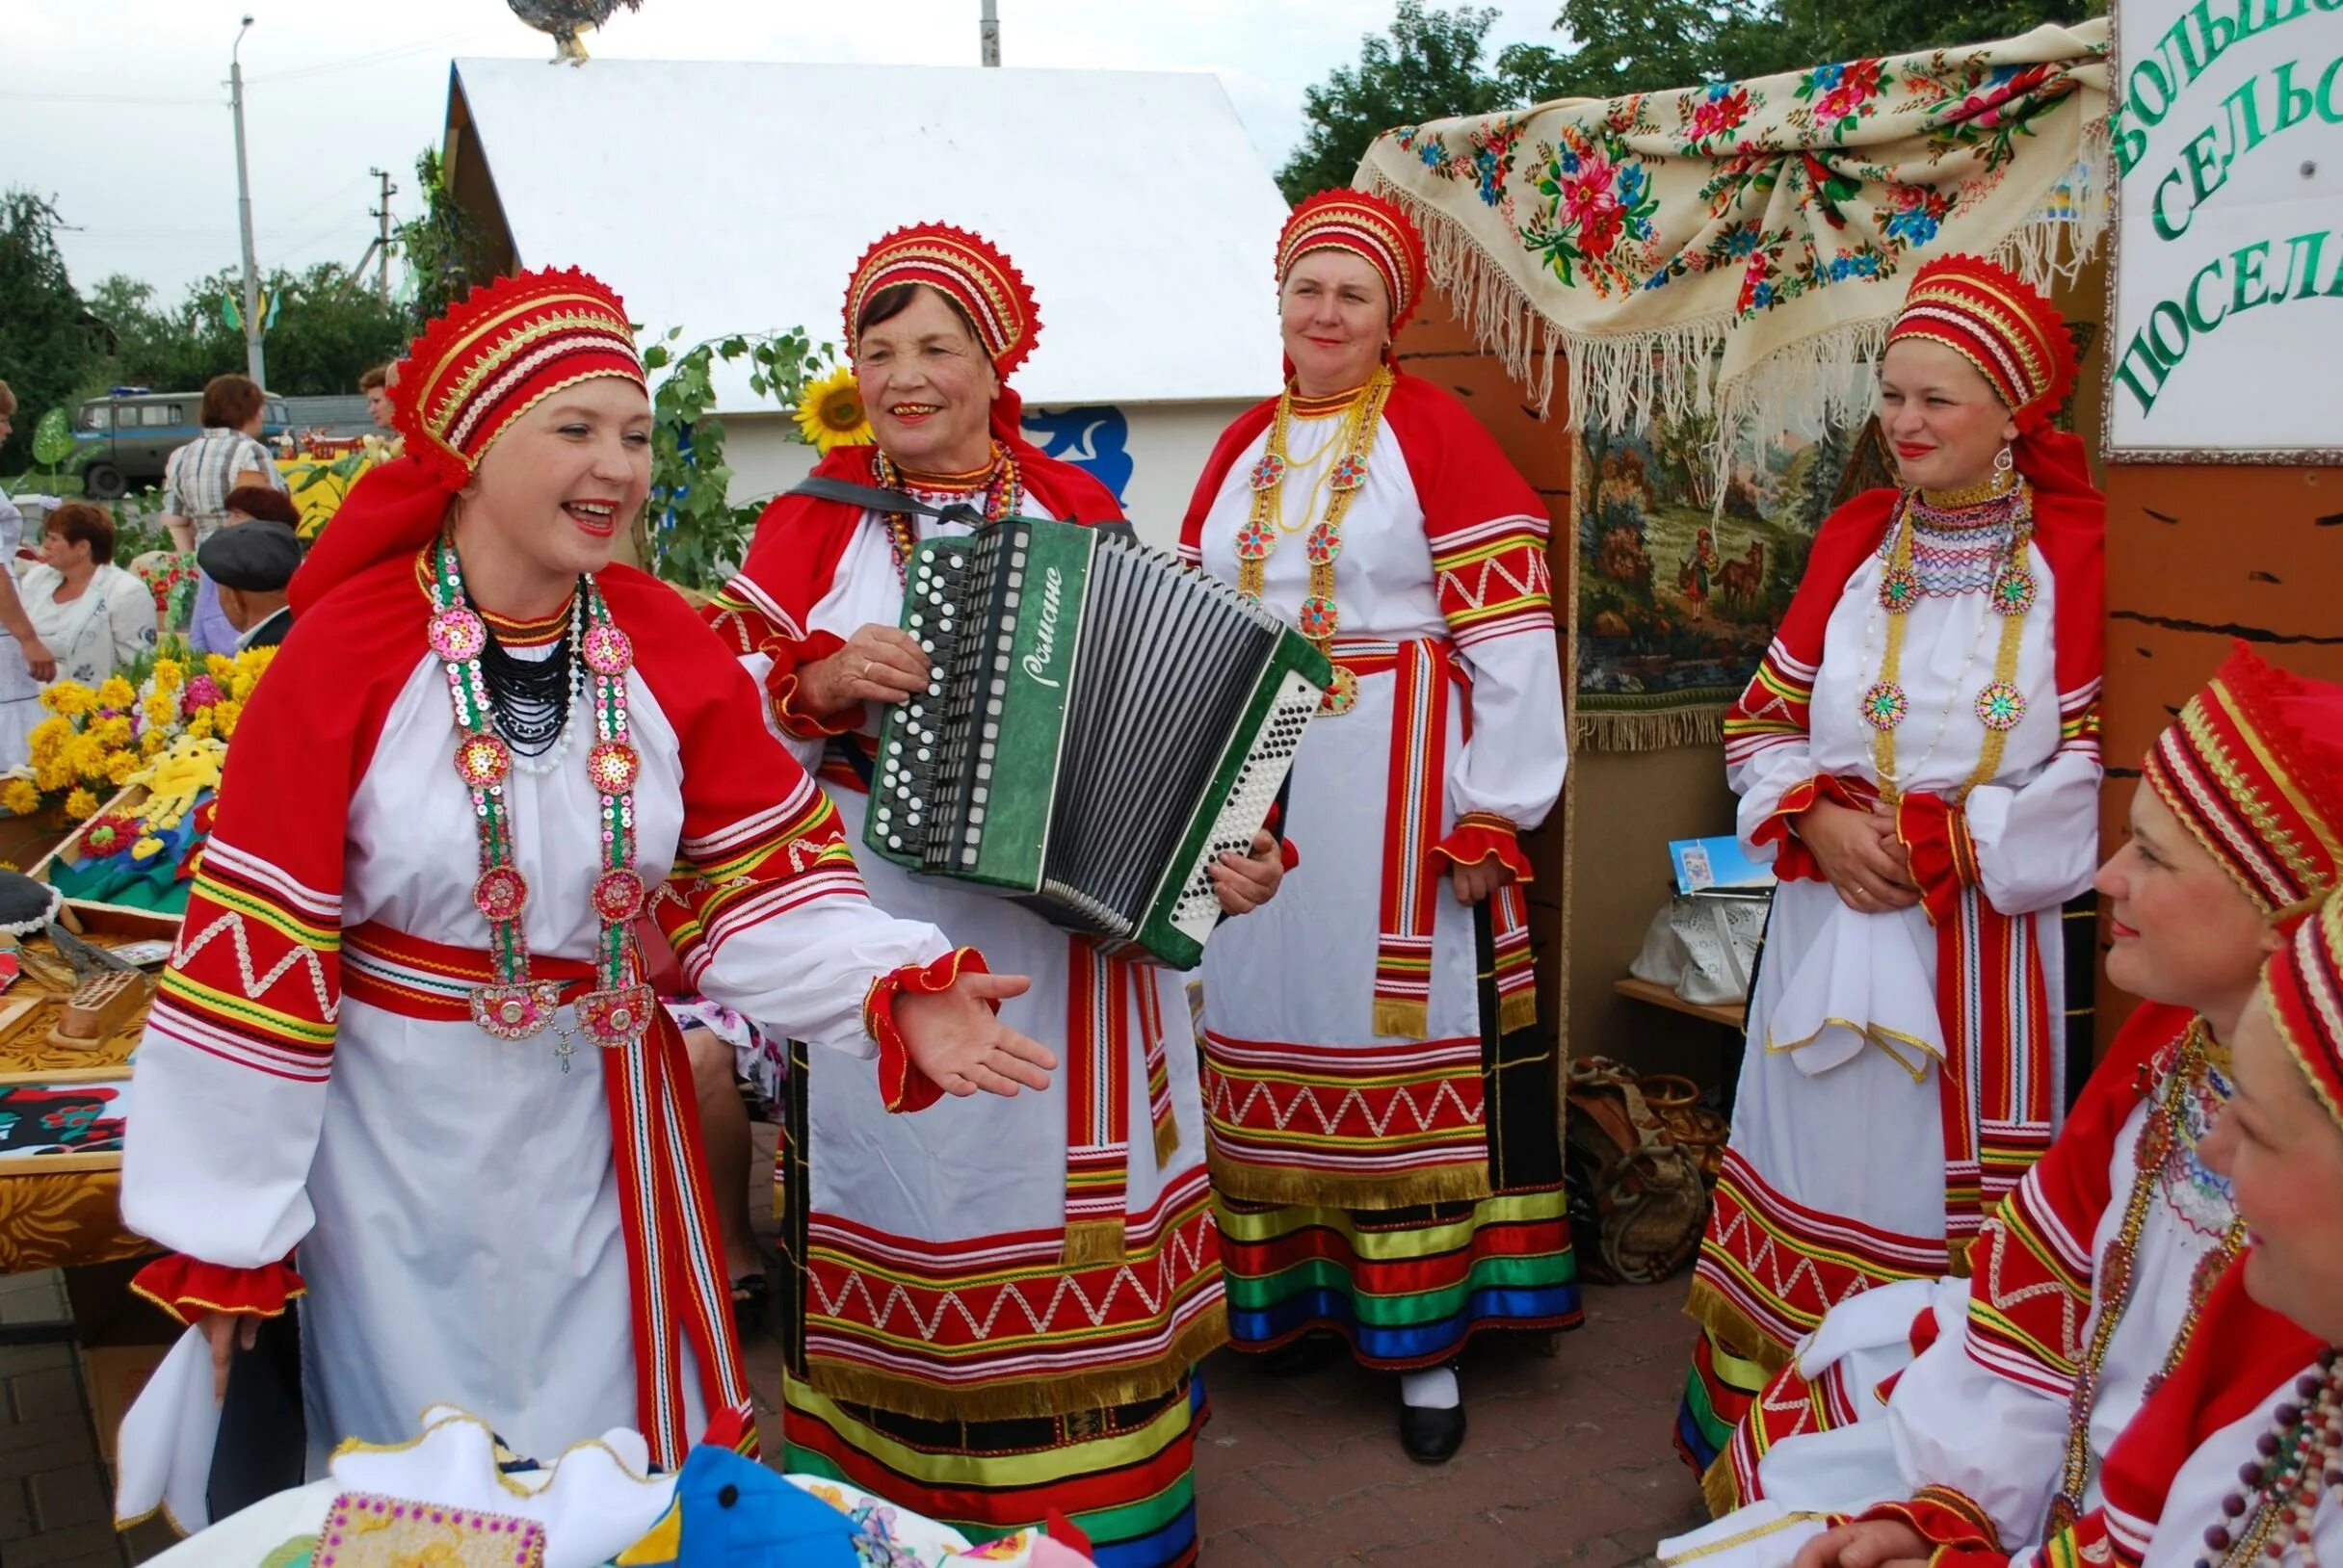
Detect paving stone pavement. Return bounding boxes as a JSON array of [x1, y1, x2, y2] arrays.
[[739, 1275, 1708, 1566]]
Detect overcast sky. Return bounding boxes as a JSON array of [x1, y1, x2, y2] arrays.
[[10, 0, 1563, 302]]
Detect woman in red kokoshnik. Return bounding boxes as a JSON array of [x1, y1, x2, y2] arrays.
[[702, 224, 1283, 1566], [1179, 190, 1576, 1463], [1678, 254, 2107, 1473], [113, 268, 1050, 1524]]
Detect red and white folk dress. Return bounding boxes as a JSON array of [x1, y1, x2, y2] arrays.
[[1180, 369, 1579, 1367]]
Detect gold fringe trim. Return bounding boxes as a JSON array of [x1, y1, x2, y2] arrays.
[[1373, 998, 1430, 1041], [803, 1299, 1228, 1424], [1681, 1277, 1796, 1381], [1573, 705, 1728, 754], [1208, 1147, 1492, 1210], [1060, 1219, 1127, 1268], [1153, 1116, 1180, 1167], [1498, 989, 1539, 1037], [1702, 1448, 1747, 1521]]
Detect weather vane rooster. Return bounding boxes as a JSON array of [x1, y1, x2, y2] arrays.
[[506, 0, 642, 65]]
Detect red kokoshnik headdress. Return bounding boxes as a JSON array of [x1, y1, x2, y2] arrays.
[[2264, 885, 2343, 1131], [1277, 188, 1430, 341], [843, 223, 1040, 379], [1884, 252, 2079, 435], [2143, 642, 2343, 928], [291, 267, 645, 614]]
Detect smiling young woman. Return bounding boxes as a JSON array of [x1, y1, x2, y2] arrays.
[[111, 267, 1053, 1531], [1676, 254, 2109, 1477]]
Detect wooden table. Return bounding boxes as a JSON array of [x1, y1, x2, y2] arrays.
[[0, 926, 160, 1276]]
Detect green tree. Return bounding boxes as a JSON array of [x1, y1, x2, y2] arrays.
[[0, 190, 107, 473], [398, 148, 494, 325], [88, 264, 413, 398], [1277, 3, 1531, 202]]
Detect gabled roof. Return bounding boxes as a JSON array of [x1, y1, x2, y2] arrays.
[[445, 58, 1291, 410]]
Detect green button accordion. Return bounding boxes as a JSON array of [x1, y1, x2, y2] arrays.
[[866, 517, 1331, 968]]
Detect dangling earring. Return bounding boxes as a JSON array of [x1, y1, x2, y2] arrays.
[[1991, 443, 2014, 491]]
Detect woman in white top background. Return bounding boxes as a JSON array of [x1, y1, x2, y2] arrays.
[[21, 501, 157, 689]]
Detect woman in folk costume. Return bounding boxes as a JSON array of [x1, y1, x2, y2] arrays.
[[1677, 254, 2106, 1473], [1177, 189, 1574, 1463], [1660, 645, 2343, 1563], [1781, 882, 2343, 1568], [701, 224, 1283, 1567], [112, 268, 1053, 1518]]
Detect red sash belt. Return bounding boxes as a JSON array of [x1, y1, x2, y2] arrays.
[[340, 921, 755, 1466]]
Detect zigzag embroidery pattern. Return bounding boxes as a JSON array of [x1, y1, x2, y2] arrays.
[[1436, 545, 1552, 626], [172, 909, 339, 1023], [806, 1210, 1219, 1346], [1702, 1200, 1891, 1329], [1202, 1069, 1484, 1139], [1969, 1217, 2090, 1368]]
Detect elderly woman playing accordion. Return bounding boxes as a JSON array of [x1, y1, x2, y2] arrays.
[[703, 223, 1282, 1566]]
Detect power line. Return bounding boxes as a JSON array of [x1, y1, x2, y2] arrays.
[[0, 90, 219, 106]]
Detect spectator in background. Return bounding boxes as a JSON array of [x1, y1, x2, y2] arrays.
[[195, 519, 300, 650], [21, 502, 157, 688], [188, 485, 303, 653], [0, 379, 60, 771], [359, 364, 394, 431], [161, 375, 287, 655]]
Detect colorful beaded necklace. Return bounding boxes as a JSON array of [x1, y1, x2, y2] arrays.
[[2194, 1349, 2343, 1568], [1856, 477, 2038, 803], [1234, 366, 1395, 716], [2047, 1021, 2248, 1533], [426, 536, 654, 1069], [873, 441, 1023, 584]]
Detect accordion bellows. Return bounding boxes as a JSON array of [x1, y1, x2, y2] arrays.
[[868, 518, 1331, 967]]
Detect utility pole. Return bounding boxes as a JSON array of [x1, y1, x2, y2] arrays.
[[230, 15, 266, 388], [368, 167, 397, 304], [980, 0, 999, 65]]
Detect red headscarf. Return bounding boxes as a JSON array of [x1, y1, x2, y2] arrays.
[[2146, 644, 2343, 929], [843, 222, 1042, 451], [290, 267, 645, 614], [1277, 188, 1430, 348]]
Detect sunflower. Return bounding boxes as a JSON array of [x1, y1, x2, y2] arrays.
[[793, 365, 874, 456]]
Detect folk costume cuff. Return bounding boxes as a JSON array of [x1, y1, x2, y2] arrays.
[[759, 630, 856, 741], [1262, 802, 1301, 872], [1758, 773, 1879, 883], [1431, 812, 1531, 882], [130, 1253, 305, 1327], [1860, 1486, 2006, 1559], [863, 947, 992, 1114], [1895, 792, 1980, 926]]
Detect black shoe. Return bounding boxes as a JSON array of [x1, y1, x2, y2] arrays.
[[1249, 1333, 1342, 1377], [1399, 1398, 1466, 1463]]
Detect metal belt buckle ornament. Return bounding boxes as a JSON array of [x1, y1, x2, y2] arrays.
[[575, 983, 655, 1051], [470, 980, 564, 1041]]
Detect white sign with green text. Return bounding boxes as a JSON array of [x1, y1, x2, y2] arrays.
[[2108, 0, 2343, 457]]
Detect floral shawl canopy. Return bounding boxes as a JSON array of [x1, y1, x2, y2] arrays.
[[1356, 20, 2111, 450]]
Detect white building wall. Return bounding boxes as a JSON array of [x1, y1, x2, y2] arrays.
[[715, 398, 1259, 556]]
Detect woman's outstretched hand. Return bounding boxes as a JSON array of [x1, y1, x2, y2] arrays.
[[895, 971, 1056, 1097]]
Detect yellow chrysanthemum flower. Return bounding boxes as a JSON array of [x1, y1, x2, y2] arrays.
[[64, 788, 99, 822], [63, 735, 107, 779], [143, 693, 178, 731], [28, 717, 68, 763], [205, 653, 235, 684], [92, 715, 135, 749], [96, 676, 137, 710], [1, 779, 40, 816], [105, 751, 141, 786], [792, 366, 874, 456], [149, 657, 185, 693], [35, 759, 71, 792], [141, 729, 171, 757], [209, 698, 243, 740], [40, 682, 96, 719], [186, 711, 216, 743]]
